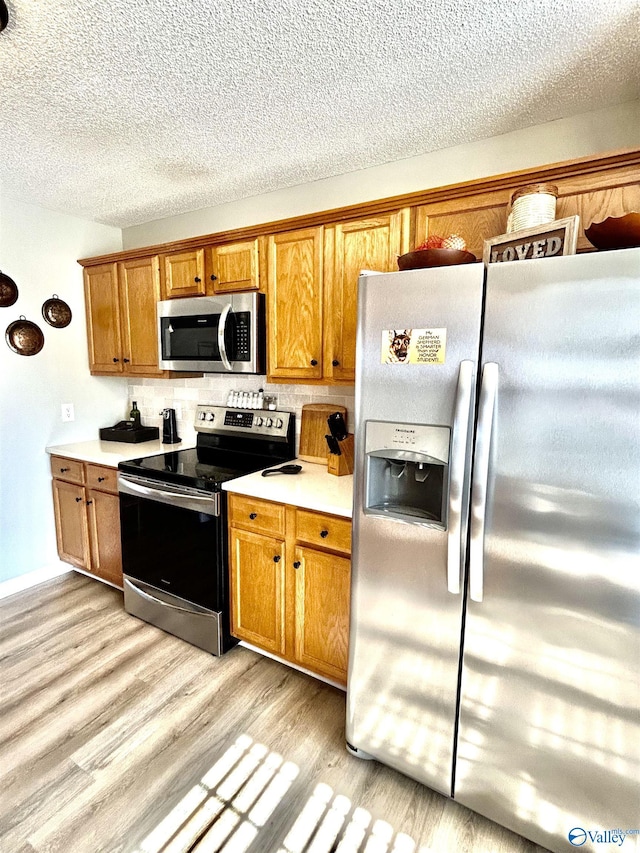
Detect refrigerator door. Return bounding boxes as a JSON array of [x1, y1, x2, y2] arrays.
[[346, 264, 484, 796], [456, 249, 640, 852]]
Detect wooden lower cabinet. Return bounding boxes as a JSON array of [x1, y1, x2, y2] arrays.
[[51, 456, 123, 588], [228, 494, 351, 685], [230, 528, 285, 655]]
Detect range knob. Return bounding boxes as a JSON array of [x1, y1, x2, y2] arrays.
[[275, 418, 283, 428], [198, 412, 206, 420], [265, 417, 273, 428], [254, 416, 264, 426], [206, 412, 215, 421]]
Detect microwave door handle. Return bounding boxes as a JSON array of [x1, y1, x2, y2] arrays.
[[217, 304, 232, 371], [447, 359, 474, 595], [468, 362, 499, 603]]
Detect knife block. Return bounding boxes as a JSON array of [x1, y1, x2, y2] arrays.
[[327, 434, 354, 477]]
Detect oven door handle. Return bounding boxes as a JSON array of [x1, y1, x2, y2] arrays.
[[118, 474, 220, 516], [218, 303, 232, 371]]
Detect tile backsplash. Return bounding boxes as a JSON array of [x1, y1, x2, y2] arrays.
[[126, 376, 355, 452]]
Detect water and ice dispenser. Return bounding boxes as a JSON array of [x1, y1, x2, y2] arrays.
[[364, 421, 450, 528]]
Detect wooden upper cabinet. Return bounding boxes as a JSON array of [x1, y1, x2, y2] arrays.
[[267, 227, 324, 381], [84, 263, 123, 374], [207, 239, 260, 293], [118, 256, 164, 376], [161, 248, 205, 299], [324, 211, 410, 382]]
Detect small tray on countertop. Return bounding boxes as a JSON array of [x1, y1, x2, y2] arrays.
[[100, 425, 160, 443]]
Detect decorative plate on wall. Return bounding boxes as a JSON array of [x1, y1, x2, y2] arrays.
[[5, 316, 45, 356], [0, 271, 19, 308], [42, 294, 72, 328]]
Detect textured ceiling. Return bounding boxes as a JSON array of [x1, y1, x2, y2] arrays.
[[1, 0, 638, 229]]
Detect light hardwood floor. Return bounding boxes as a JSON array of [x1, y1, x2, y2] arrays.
[[0, 574, 550, 853]]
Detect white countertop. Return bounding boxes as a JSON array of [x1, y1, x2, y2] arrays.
[[45, 439, 195, 466], [222, 460, 354, 518]]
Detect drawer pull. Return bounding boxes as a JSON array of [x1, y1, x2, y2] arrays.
[[60, 467, 69, 473], [97, 476, 106, 482], [293, 560, 301, 569], [320, 530, 329, 538], [75, 497, 82, 502], [273, 555, 281, 563], [86, 500, 93, 506], [249, 512, 258, 519]]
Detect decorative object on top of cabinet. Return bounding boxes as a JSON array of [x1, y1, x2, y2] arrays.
[[0, 271, 18, 307], [206, 239, 259, 293], [506, 183, 558, 233], [584, 213, 640, 250], [5, 315, 45, 356], [161, 248, 205, 299], [42, 294, 72, 328], [483, 216, 580, 265], [398, 248, 476, 270]]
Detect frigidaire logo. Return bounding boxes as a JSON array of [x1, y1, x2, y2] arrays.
[[569, 826, 640, 847]]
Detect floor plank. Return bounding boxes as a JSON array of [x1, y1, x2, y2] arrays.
[[0, 574, 550, 853]]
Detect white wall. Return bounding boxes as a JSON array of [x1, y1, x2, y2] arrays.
[[123, 101, 640, 249], [0, 198, 124, 586]]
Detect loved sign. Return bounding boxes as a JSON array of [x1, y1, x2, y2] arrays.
[[483, 216, 580, 265]]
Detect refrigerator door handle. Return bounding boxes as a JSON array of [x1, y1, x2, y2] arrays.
[[469, 362, 499, 602], [447, 359, 475, 595]]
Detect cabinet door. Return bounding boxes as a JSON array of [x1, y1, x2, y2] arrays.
[[52, 480, 90, 569], [267, 227, 324, 381], [162, 249, 205, 298], [83, 263, 123, 374], [230, 528, 286, 654], [207, 240, 259, 293], [324, 212, 409, 382], [294, 545, 351, 684], [87, 489, 123, 587], [118, 256, 164, 376]]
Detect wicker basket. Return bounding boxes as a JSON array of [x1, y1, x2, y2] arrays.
[[507, 183, 558, 233]]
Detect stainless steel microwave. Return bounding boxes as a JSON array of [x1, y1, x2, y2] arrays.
[[157, 293, 266, 374]]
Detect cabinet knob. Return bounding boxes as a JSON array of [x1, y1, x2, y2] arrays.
[[97, 476, 105, 482], [75, 496, 82, 502], [332, 359, 340, 367], [310, 359, 318, 366], [210, 274, 217, 281], [320, 529, 329, 538], [123, 358, 130, 363], [113, 357, 119, 363], [194, 276, 201, 283], [249, 512, 257, 519], [86, 500, 93, 505], [293, 560, 301, 569], [60, 467, 69, 473], [273, 555, 281, 563]]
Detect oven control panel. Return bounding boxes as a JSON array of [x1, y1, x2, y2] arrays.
[[195, 405, 291, 438]]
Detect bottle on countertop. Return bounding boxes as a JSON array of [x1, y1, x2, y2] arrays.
[[129, 400, 141, 429]]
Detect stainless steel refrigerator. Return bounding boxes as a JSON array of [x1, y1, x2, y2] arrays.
[[346, 249, 640, 853]]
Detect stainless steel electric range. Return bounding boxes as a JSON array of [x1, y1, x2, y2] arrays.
[[117, 404, 295, 655]]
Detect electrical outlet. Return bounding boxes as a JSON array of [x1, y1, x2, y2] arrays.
[[61, 403, 74, 422]]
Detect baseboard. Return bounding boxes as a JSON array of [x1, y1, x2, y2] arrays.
[[0, 561, 73, 601], [237, 640, 346, 692]]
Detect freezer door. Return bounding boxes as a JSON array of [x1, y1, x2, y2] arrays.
[[346, 263, 484, 796], [456, 249, 640, 852]]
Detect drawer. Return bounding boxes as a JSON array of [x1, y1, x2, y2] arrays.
[[85, 463, 118, 494], [50, 455, 84, 484], [296, 509, 352, 555], [229, 494, 286, 536]]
